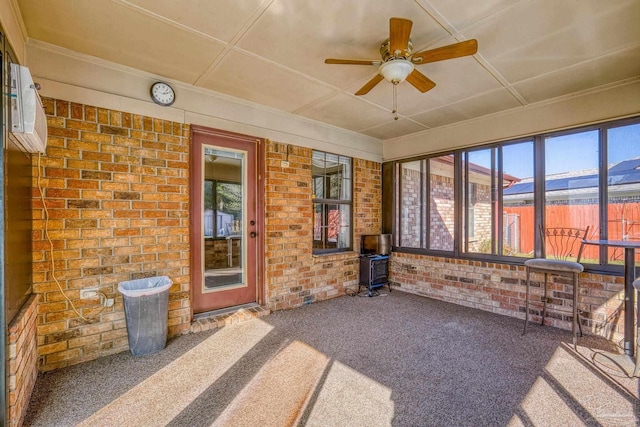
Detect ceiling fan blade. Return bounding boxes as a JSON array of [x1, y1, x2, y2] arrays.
[[406, 70, 436, 93], [355, 74, 384, 96], [325, 58, 381, 66], [389, 18, 412, 54], [412, 39, 478, 64]]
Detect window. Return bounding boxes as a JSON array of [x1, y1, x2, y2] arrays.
[[459, 143, 535, 257], [388, 117, 640, 272], [399, 160, 422, 248], [502, 141, 534, 257], [204, 180, 242, 238], [396, 154, 456, 251], [312, 151, 352, 253], [544, 130, 599, 262], [429, 155, 455, 251], [463, 148, 497, 254], [606, 122, 640, 265]]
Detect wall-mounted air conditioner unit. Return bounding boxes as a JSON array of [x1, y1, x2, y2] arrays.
[[10, 63, 48, 154]]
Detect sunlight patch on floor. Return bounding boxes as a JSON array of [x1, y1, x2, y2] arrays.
[[212, 340, 329, 426], [76, 319, 273, 426], [305, 361, 394, 427], [508, 345, 637, 426]]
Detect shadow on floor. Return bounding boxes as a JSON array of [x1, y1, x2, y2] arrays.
[[25, 291, 639, 426]]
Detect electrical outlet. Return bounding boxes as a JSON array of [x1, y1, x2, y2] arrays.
[[281, 160, 289, 168], [80, 287, 99, 299]]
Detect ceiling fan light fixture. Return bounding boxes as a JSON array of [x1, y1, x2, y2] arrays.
[[379, 59, 414, 84]]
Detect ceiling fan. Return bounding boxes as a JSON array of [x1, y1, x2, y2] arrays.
[[325, 17, 478, 118]]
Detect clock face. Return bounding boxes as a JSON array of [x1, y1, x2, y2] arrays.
[[150, 82, 175, 106]]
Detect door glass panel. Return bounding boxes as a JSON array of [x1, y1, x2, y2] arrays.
[[203, 147, 245, 290]]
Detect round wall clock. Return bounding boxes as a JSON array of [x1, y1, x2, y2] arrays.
[[150, 81, 175, 106]]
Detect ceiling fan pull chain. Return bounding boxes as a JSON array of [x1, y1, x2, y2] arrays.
[[393, 83, 399, 120]]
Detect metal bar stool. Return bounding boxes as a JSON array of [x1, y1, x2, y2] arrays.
[[523, 226, 590, 346]]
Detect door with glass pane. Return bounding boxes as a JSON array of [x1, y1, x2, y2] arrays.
[[191, 126, 262, 313]]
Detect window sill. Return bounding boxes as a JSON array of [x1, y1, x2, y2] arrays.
[[312, 251, 358, 261], [392, 247, 626, 276]]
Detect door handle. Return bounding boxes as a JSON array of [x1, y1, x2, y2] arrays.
[[250, 231, 257, 238]]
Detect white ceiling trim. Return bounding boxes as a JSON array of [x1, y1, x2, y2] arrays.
[[387, 76, 640, 144], [383, 78, 640, 160], [1, 0, 28, 62], [358, 112, 430, 133], [415, 0, 527, 106], [358, 85, 519, 134], [184, 111, 381, 161], [114, 0, 348, 100], [15, 0, 639, 142], [115, 0, 228, 45], [414, 0, 459, 37], [192, 0, 276, 86], [7, 0, 27, 42], [457, 0, 531, 34], [473, 53, 528, 105], [512, 41, 640, 88], [208, 45, 342, 96], [27, 41, 383, 160]]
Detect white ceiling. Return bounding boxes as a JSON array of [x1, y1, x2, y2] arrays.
[[16, 0, 640, 140]]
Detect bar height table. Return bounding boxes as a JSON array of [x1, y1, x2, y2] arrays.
[[583, 240, 640, 358], [584, 240, 640, 377]]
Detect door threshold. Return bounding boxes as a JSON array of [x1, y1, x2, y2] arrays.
[[191, 303, 270, 333]]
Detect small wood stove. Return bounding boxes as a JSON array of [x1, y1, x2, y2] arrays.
[[358, 255, 390, 297]]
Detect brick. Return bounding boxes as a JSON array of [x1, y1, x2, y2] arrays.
[[114, 191, 141, 200], [38, 341, 68, 356], [100, 125, 129, 136], [82, 170, 113, 181], [67, 199, 101, 209], [45, 167, 80, 179]]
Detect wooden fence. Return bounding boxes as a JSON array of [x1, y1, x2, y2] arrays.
[[503, 202, 640, 262]]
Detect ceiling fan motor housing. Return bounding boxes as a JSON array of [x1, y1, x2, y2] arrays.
[[380, 38, 413, 61]]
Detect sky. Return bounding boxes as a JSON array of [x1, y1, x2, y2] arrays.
[[468, 122, 640, 180]]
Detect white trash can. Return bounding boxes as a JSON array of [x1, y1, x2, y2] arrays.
[[118, 276, 172, 357]]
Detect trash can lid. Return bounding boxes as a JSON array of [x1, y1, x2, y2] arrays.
[[118, 276, 173, 297]]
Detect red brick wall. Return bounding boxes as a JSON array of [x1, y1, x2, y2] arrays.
[[33, 98, 191, 371], [7, 294, 39, 427], [390, 252, 625, 339], [31, 99, 382, 370], [264, 142, 381, 310]]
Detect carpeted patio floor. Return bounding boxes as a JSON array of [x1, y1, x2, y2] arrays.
[[25, 291, 639, 426]]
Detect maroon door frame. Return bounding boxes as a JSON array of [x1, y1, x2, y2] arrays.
[[190, 125, 265, 314]]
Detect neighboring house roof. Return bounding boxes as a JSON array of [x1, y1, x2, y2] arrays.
[[504, 158, 640, 196], [432, 154, 521, 185]]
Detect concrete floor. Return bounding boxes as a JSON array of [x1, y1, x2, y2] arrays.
[[25, 291, 640, 426]]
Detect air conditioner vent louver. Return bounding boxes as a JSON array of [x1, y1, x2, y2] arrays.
[[10, 63, 47, 154]]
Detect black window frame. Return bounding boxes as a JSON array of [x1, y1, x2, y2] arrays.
[[385, 116, 640, 275]]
